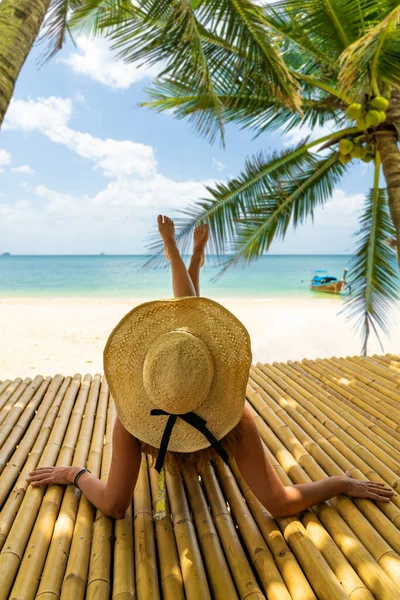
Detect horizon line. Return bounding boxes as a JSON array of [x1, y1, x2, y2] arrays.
[[0, 252, 352, 257]]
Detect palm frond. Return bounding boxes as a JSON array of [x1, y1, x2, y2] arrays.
[[140, 134, 353, 271], [267, 0, 354, 60], [214, 150, 347, 275], [144, 78, 343, 137], [37, 0, 82, 64], [339, 4, 400, 95], [343, 156, 399, 355], [69, 0, 133, 37]]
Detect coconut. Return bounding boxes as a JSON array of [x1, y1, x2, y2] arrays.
[[339, 139, 354, 155], [370, 96, 389, 111], [356, 117, 367, 130], [346, 103, 362, 120], [366, 110, 381, 127], [361, 154, 374, 163], [339, 153, 352, 165], [378, 111, 387, 123], [350, 144, 367, 159]]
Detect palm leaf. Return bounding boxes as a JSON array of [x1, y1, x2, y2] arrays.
[[343, 155, 399, 355], [38, 0, 82, 64], [140, 132, 355, 270], [144, 78, 344, 137], [214, 150, 347, 275], [69, 0, 133, 37], [339, 4, 400, 95], [73, 0, 301, 141]]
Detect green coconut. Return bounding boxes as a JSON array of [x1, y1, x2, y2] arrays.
[[370, 96, 389, 111], [356, 117, 367, 130], [346, 103, 362, 120], [339, 153, 352, 165], [378, 111, 387, 123], [366, 110, 381, 127], [339, 139, 354, 155], [361, 153, 374, 163], [350, 144, 367, 159]]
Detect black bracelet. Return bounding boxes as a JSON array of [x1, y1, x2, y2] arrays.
[[74, 468, 90, 489]]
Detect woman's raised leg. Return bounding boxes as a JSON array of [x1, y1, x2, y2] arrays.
[[188, 223, 209, 296], [158, 215, 197, 298]]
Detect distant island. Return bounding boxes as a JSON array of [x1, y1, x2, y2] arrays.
[[2, 252, 10, 256], [100, 252, 105, 256]]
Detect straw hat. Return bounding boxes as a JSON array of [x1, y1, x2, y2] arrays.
[[104, 296, 252, 465]]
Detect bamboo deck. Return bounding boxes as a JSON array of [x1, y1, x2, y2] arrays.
[[0, 354, 400, 599]]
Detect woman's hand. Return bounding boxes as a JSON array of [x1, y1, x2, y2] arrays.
[[343, 470, 394, 502], [26, 466, 83, 487]]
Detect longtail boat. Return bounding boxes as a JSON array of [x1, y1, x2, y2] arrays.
[[310, 268, 349, 294]]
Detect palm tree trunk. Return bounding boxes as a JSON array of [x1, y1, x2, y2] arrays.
[[377, 128, 400, 269], [0, 0, 51, 128]]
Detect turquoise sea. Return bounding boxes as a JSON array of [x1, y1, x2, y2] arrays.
[[0, 255, 351, 299]]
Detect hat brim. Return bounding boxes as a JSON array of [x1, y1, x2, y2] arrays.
[[103, 296, 252, 453]]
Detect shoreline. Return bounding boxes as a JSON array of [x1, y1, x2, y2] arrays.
[[0, 296, 398, 379]]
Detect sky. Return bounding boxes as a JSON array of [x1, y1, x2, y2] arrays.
[[0, 33, 377, 255]]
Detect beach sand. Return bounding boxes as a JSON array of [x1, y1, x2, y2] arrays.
[[1, 296, 399, 379]]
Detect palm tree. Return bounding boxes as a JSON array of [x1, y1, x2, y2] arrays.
[[76, 0, 399, 354], [0, 0, 82, 127]]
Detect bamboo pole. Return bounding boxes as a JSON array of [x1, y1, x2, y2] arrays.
[[85, 397, 116, 600], [374, 355, 400, 374], [0, 374, 88, 599], [247, 376, 389, 599], [164, 467, 213, 600], [301, 510, 375, 600], [280, 360, 400, 458], [147, 457, 184, 600], [245, 401, 400, 600], [112, 397, 135, 600], [268, 360, 400, 471], [134, 457, 160, 600], [182, 468, 239, 600], [0, 377, 22, 412], [0, 375, 78, 546], [287, 358, 400, 443], [0, 375, 45, 446], [247, 373, 400, 584], [0, 380, 12, 396], [228, 458, 317, 600], [200, 461, 266, 600], [251, 365, 400, 531], [300, 359, 400, 436], [347, 356, 400, 388], [0, 377, 30, 424], [325, 358, 400, 421], [250, 365, 400, 517], [9, 374, 95, 599], [33, 375, 102, 600], [0, 375, 64, 475], [61, 377, 110, 600], [213, 457, 293, 600]]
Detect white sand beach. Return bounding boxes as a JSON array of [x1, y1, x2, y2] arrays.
[[1, 296, 399, 379]]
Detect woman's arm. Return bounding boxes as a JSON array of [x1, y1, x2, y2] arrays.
[[233, 405, 394, 518], [26, 417, 142, 519]]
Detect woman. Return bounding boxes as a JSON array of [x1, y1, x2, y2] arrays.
[[27, 215, 394, 519]]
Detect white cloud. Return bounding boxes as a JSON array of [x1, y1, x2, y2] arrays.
[[313, 189, 364, 227], [4, 97, 156, 178], [61, 37, 159, 89], [0, 148, 11, 167], [12, 165, 35, 175], [212, 157, 225, 172], [3, 96, 72, 132], [1, 94, 215, 252]]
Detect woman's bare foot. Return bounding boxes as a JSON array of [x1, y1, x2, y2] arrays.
[[157, 214, 177, 260], [192, 223, 209, 267]]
